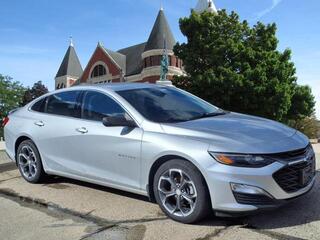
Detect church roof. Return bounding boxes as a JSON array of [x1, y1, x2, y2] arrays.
[[118, 42, 147, 76], [102, 47, 127, 73], [64, 9, 177, 80], [144, 9, 176, 52], [56, 44, 83, 78]]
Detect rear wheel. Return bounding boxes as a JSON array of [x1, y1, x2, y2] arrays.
[[153, 159, 210, 223], [17, 140, 47, 183]]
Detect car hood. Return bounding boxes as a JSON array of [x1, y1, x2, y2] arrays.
[[160, 112, 309, 154]]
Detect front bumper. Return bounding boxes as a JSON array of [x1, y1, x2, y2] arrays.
[[205, 158, 316, 214]]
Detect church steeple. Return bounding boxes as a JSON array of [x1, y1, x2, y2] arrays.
[[56, 39, 83, 79], [144, 8, 176, 52], [55, 39, 83, 89], [194, 0, 217, 14]]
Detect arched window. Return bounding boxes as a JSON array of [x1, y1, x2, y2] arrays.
[[91, 64, 107, 78]]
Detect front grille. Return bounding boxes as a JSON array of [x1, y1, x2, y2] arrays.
[[268, 145, 310, 161], [273, 155, 316, 193], [233, 192, 275, 205]]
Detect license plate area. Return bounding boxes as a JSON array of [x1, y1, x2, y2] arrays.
[[300, 161, 316, 186]]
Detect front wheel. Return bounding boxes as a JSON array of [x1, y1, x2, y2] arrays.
[[153, 159, 210, 223]]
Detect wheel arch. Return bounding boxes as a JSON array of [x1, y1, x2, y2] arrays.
[[15, 136, 32, 158], [14, 135, 40, 164], [147, 154, 211, 204]]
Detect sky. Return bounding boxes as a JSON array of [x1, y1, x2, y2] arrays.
[[0, 0, 319, 118]]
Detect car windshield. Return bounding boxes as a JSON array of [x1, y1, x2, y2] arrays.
[[116, 87, 221, 123]]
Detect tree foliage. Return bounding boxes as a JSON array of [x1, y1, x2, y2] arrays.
[[21, 81, 48, 106], [173, 10, 315, 122], [288, 114, 320, 139], [0, 74, 25, 117], [0, 74, 25, 138]]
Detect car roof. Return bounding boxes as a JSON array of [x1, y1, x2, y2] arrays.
[[75, 83, 164, 92]]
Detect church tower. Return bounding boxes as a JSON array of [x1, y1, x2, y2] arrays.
[[194, 0, 217, 13], [55, 38, 83, 89], [140, 8, 184, 82]]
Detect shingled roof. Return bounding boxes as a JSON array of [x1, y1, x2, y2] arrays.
[[102, 47, 126, 73], [118, 42, 147, 76], [56, 44, 83, 78], [144, 9, 176, 52]]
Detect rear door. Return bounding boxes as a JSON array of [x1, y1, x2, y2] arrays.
[[33, 90, 89, 175]]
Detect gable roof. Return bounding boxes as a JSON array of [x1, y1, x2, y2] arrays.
[[118, 42, 146, 76], [67, 9, 177, 80], [102, 47, 126, 73], [144, 9, 176, 52], [56, 45, 83, 78]]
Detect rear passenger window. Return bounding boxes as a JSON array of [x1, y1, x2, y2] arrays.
[[31, 97, 47, 113], [47, 91, 81, 118], [82, 91, 125, 121]]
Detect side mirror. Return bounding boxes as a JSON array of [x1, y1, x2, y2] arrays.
[[102, 113, 137, 128]]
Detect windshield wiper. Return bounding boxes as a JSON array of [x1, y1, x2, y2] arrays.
[[188, 110, 228, 121]]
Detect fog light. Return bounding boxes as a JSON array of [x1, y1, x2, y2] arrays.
[[230, 183, 273, 198]]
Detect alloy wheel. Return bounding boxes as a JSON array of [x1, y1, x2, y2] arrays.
[[18, 145, 38, 179], [158, 168, 197, 217]]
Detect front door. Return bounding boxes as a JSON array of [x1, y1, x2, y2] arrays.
[[74, 90, 143, 190]]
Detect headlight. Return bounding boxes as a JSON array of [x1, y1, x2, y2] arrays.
[[208, 152, 275, 168]]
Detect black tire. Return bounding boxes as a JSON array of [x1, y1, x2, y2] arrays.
[[16, 140, 47, 183], [153, 159, 210, 223]]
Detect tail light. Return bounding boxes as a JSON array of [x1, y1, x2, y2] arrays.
[[2, 116, 9, 127]]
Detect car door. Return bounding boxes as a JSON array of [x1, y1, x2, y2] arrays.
[[74, 90, 143, 190], [33, 90, 91, 175]]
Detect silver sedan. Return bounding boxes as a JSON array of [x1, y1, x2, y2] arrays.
[[3, 83, 316, 223]]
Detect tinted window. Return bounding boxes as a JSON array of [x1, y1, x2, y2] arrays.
[[31, 97, 47, 113], [82, 91, 125, 121], [47, 91, 81, 118], [117, 87, 219, 123]]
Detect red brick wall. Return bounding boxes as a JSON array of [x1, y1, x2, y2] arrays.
[[80, 46, 121, 83], [69, 79, 75, 86], [143, 55, 183, 69]]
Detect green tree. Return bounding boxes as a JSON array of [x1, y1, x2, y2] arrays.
[[288, 113, 319, 139], [286, 84, 315, 120], [21, 81, 48, 106], [0, 74, 25, 138], [173, 10, 315, 122]]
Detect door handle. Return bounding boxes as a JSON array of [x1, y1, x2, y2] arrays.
[[34, 121, 45, 127], [76, 127, 88, 134]]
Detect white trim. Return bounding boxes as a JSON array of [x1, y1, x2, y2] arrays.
[[88, 61, 114, 84], [89, 61, 109, 77], [125, 74, 142, 82], [100, 45, 124, 71], [141, 66, 184, 78], [124, 66, 185, 83], [142, 49, 174, 59]]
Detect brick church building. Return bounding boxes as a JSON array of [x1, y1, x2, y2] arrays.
[[54, 0, 216, 89]]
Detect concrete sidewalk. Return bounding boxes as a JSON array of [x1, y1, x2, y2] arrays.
[[0, 141, 5, 151], [313, 143, 320, 154]]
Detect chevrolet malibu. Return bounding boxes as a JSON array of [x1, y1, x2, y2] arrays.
[[3, 83, 316, 223]]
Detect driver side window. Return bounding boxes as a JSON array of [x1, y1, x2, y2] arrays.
[[82, 91, 125, 121]]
